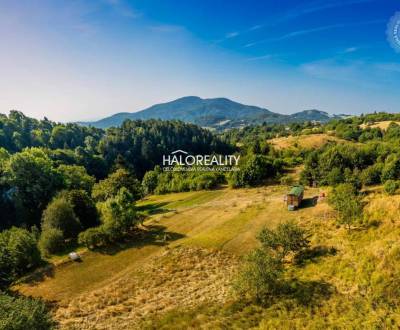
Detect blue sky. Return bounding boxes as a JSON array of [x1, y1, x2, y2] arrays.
[[0, 0, 399, 121]]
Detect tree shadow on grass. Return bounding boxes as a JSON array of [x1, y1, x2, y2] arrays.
[[93, 224, 185, 255], [136, 202, 172, 216], [294, 245, 337, 266], [17, 263, 55, 286], [286, 279, 334, 306]]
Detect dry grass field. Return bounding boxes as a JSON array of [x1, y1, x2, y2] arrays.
[[16, 184, 400, 329], [17, 186, 324, 328], [360, 121, 400, 130], [269, 133, 345, 150]]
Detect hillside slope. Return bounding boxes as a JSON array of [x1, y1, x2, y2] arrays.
[[17, 185, 400, 329]]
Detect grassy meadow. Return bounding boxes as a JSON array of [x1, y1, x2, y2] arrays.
[[14, 124, 400, 329]]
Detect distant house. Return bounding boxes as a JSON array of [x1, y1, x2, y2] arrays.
[[286, 185, 304, 210]]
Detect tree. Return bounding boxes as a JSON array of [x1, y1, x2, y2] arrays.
[[57, 164, 95, 192], [234, 249, 283, 304], [41, 197, 82, 239], [92, 169, 143, 202], [328, 183, 364, 230], [142, 170, 159, 195], [5, 148, 63, 227], [57, 190, 99, 229], [257, 221, 309, 260], [229, 154, 278, 188], [38, 228, 65, 256], [98, 188, 139, 241], [79, 188, 141, 249]]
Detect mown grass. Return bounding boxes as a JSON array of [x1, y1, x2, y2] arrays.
[[18, 185, 400, 329], [143, 190, 400, 329]]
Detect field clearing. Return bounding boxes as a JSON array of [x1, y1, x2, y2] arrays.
[[269, 133, 345, 150], [16, 185, 400, 329], [16, 185, 324, 328], [360, 120, 400, 130]]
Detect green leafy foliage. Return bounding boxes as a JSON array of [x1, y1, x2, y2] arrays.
[[5, 148, 63, 227], [234, 249, 284, 304], [0, 293, 54, 330], [41, 196, 82, 239], [58, 190, 99, 229], [384, 180, 399, 195], [38, 228, 65, 256], [57, 164, 95, 192], [257, 221, 310, 260], [0, 227, 41, 288], [79, 188, 141, 249], [229, 154, 281, 188], [328, 183, 364, 229], [92, 169, 143, 202]]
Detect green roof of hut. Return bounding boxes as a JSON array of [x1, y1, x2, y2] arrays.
[[288, 185, 304, 197]]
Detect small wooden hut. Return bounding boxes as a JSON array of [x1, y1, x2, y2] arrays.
[[286, 185, 304, 210]]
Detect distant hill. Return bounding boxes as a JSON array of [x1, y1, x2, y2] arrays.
[[79, 96, 340, 129]]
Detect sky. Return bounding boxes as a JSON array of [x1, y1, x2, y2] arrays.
[[0, 0, 399, 122]]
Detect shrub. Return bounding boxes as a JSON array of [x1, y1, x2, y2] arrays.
[[258, 221, 309, 260], [38, 228, 65, 256], [0, 227, 42, 287], [384, 180, 398, 195], [234, 249, 283, 304], [78, 227, 107, 249], [0, 293, 54, 329], [328, 183, 364, 230], [361, 164, 383, 186], [41, 197, 81, 239]]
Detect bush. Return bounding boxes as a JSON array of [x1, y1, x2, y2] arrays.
[[360, 164, 382, 186], [234, 249, 283, 304], [0, 293, 54, 329], [78, 227, 107, 249], [39, 228, 65, 256], [258, 221, 309, 260], [328, 183, 364, 230], [384, 180, 398, 195], [41, 197, 82, 239], [0, 227, 42, 287]]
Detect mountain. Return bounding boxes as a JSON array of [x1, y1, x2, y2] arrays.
[[290, 109, 332, 122], [79, 96, 336, 129]]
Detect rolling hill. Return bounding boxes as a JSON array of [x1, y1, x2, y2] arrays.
[[79, 96, 339, 129]]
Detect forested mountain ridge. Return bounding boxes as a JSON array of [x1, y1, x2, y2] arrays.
[[79, 96, 340, 129]]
